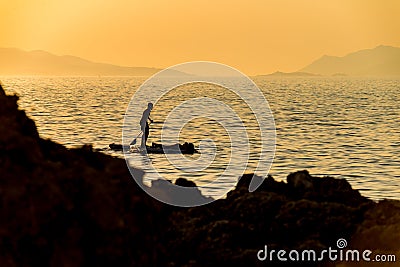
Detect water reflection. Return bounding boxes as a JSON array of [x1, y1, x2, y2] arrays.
[[1, 76, 399, 200]]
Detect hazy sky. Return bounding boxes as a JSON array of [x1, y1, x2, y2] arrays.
[[1, 0, 400, 75]]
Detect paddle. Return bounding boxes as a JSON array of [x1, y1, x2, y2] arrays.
[[130, 131, 143, 145], [130, 121, 160, 145]]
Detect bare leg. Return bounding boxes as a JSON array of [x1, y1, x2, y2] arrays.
[[141, 123, 149, 149], [145, 123, 149, 144], [141, 127, 146, 149]]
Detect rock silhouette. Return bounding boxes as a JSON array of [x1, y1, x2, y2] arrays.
[[0, 83, 168, 266]]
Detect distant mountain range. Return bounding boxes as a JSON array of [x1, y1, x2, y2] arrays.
[[264, 45, 400, 77], [0, 48, 185, 76], [2, 45, 400, 76]]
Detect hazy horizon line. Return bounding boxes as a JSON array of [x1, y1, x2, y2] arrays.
[[2, 44, 400, 77]]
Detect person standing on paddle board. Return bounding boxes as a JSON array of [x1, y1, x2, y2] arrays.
[[140, 102, 153, 149]]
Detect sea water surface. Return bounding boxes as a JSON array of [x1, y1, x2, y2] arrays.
[[1, 76, 399, 200]]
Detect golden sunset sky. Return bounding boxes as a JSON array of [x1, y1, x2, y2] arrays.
[[1, 0, 400, 75]]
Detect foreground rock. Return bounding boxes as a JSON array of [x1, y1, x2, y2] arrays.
[[165, 172, 399, 266], [0, 84, 169, 266], [1, 83, 399, 266]]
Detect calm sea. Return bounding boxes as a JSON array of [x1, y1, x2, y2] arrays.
[[1, 76, 399, 200]]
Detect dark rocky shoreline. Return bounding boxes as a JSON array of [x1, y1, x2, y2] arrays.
[[1, 83, 399, 266]]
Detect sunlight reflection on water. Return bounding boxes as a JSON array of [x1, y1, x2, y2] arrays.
[[2, 76, 399, 200]]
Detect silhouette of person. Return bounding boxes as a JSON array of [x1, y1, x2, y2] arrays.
[[140, 102, 153, 149]]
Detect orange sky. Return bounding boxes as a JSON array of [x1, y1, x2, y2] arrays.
[[1, 0, 400, 75]]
